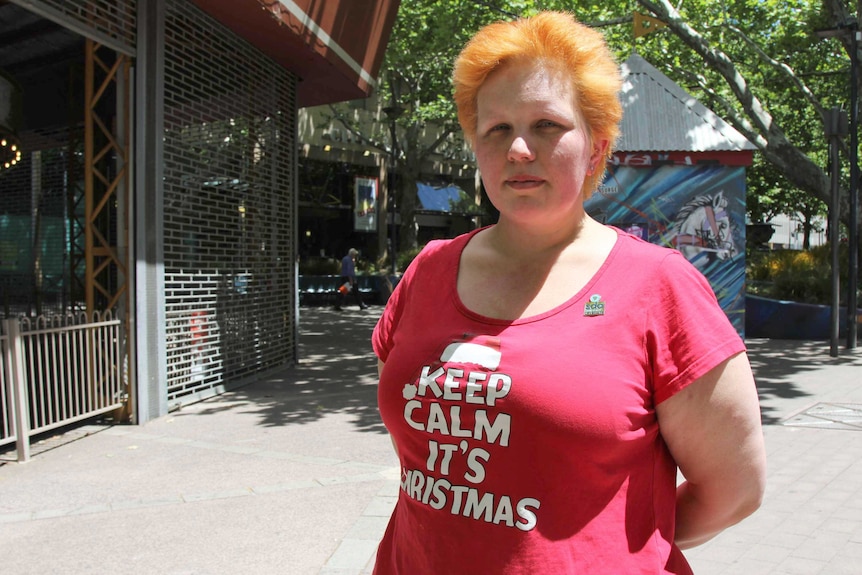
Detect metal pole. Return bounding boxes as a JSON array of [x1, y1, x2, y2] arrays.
[[383, 103, 404, 275], [827, 108, 847, 357], [388, 120, 398, 275], [4, 319, 31, 462], [848, 28, 859, 349]]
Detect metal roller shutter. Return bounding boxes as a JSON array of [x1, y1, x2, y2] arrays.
[[162, 0, 298, 406]]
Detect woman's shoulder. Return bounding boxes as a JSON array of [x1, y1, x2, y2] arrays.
[[607, 229, 722, 309], [612, 228, 688, 266], [410, 229, 480, 268], [603, 229, 712, 292], [384, 231, 477, 320]]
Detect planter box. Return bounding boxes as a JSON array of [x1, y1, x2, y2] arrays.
[[745, 294, 861, 339]]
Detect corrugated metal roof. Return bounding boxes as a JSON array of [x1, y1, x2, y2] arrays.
[[618, 53, 755, 152]]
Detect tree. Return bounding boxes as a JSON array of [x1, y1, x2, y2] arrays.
[[552, 0, 850, 252], [327, 0, 857, 261], [325, 1, 571, 257], [631, 1, 825, 197], [626, 0, 854, 251], [616, 0, 860, 323], [746, 155, 827, 248], [529, 1, 833, 234], [323, 2, 504, 256], [375, 2, 487, 252]]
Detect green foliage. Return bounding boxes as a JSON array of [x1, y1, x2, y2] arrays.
[[370, 1, 854, 249], [383, 1, 499, 131], [356, 256, 383, 274], [416, 5, 827, 185], [746, 155, 827, 245], [396, 244, 426, 273], [747, 244, 854, 305], [299, 256, 340, 275], [622, 0, 843, 221]]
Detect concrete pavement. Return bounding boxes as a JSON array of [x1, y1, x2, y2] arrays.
[[1, 305, 861, 574], [686, 336, 862, 575]]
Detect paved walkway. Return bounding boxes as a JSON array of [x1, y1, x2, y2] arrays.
[[1, 306, 861, 574]]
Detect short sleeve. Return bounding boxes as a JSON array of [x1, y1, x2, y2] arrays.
[[372, 277, 405, 363], [372, 237, 464, 362], [646, 251, 746, 405], [372, 242, 431, 362]]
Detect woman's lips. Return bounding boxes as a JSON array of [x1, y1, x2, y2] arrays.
[[506, 176, 544, 189]]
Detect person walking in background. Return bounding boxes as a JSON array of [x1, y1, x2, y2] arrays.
[[371, 11, 766, 574], [335, 248, 367, 311]]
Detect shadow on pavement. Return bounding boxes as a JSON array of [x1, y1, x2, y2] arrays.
[[746, 338, 857, 425], [8, 311, 858, 462], [172, 305, 387, 433]]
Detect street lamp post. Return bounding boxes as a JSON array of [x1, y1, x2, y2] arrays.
[[849, 26, 859, 349], [383, 104, 404, 275], [817, 23, 860, 349], [826, 107, 849, 357]]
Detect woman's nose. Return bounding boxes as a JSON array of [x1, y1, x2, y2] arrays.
[[507, 136, 534, 162]]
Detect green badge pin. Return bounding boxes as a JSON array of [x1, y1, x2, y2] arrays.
[[584, 294, 605, 317]]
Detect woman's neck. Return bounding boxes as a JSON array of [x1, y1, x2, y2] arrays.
[[486, 215, 605, 261]]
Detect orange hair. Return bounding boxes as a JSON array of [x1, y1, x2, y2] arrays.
[[453, 11, 622, 195]]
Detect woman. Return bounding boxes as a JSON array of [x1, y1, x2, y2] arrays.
[[372, 11, 766, 574]]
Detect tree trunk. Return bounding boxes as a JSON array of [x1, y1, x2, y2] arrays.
[[398, 168, 419, 253], [802, 219, 812, 250], [637, 0, 830, 206], [397, 126, 424, 254]]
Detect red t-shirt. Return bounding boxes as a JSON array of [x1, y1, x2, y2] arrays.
[[372, 227, 745, 574]]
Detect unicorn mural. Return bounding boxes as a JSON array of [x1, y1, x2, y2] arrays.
[[589, 53, 756, 336], [669, 191, 738, 271], [585, 163, 747, 335]]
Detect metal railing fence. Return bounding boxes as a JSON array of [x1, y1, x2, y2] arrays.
[[0, 311, 126, 462]]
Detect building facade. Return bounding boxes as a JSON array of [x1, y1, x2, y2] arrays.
[[295, 96, 482, 269], [0, 0, 399, 437]]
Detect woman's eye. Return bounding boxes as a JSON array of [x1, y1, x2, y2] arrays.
[[537, 120, 558, 128]]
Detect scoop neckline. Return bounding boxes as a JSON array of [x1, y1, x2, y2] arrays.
[[450, 226, 623, 325]]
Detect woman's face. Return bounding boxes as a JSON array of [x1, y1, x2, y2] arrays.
[[474, 59, 605, 228]]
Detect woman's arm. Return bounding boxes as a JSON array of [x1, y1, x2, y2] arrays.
[[656, 352, 767, 549]]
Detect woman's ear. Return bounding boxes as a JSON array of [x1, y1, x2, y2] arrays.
[[586, 139, 609, 176], [590, 139, 610, 166]]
